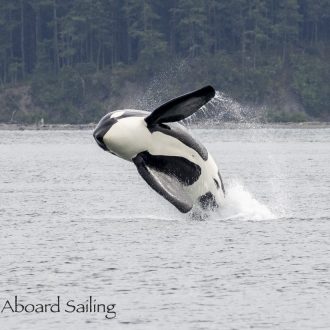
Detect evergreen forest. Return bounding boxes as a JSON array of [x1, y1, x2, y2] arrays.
[[0, 0, 329, 124]]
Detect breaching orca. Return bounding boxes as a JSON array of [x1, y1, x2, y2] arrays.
[[93, 85, 225, 213]]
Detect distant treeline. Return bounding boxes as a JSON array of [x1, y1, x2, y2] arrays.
[[0, 0, 329, 123]]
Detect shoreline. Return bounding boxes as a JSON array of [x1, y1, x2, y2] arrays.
[[0, 121, 330, 131]]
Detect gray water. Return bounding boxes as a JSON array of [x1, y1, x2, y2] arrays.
[[0, 127, 330, 329]]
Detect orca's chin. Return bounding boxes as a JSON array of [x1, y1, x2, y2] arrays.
[[93, 112, 119, 151], [93, 129, 108, 151], [96, 138, 108, 151]]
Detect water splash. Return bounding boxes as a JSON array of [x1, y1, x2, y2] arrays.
[[186, 90, 266, 127], [217, 181, 276, 221]]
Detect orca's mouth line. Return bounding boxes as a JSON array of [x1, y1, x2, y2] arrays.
[[93, 128, 108, 151], [93, 114, 119, 152], [95, 137, 108, 151]]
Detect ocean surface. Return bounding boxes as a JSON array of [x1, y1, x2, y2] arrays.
[[0, 127, 330, 329]]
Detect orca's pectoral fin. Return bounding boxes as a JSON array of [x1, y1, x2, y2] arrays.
[[145, 85, 215, 126], [133, 153, 193, 213]]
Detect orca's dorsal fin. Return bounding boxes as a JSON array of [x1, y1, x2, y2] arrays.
[[145, 85, 215, 126]]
